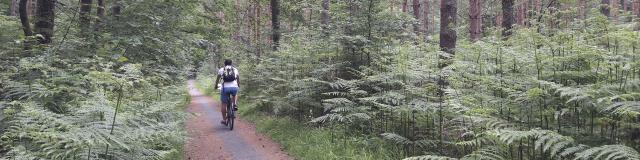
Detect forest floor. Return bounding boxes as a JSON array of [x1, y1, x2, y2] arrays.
[[184, 80, 293, 160]]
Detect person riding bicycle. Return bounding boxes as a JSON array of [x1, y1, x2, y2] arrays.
[[214, 59, 240, 125]]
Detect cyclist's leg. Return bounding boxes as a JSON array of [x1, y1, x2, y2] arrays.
[[220, 88, 229, 123], [229, 87, 239, 109]]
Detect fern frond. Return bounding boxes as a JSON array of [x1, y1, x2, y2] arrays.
[[573, 145, 640, 160]]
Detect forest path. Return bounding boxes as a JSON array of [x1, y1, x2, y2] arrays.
[[184, 80, 292, 160]]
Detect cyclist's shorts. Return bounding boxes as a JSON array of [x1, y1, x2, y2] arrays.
[[220, 87, 239, 103]]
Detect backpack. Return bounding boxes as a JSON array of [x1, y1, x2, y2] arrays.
[[222, 66, 237, 82]]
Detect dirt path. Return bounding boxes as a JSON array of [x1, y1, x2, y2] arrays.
[[184, 80, 293, 160]]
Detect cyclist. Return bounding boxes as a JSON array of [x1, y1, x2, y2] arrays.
[[214, 59, 240, 125]]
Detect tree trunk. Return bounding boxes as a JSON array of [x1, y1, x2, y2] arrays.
[[496, 12, 503, 28], [516, 0, 527, 25], [634, 0, 640, 17], [612, 0, 618, 18], [412, 0, 421, 33], [516, 2, 522, 25], [97, 0, 105, 20], [270, 0, 280, 51], [502, 0, 514, 39], [534, 0, 541, 15], [602, 0, 611, 17], [12, 0, 38, 17], [93, 0, 105, 32], [578, 0, 586, 19], [623, 0, 630, 11], [112, 0, 121, 17], [469, 0, 482, 41], [27, 0, 36, 16], [10, 0, 19, 16], [321, 0, 330, 32], [256, 2, 262, 57], [423, 0, 429, 34], [79, 0, 93, 32], [439, 0, 457, 55], [403, 0, 408, 12], [19, 0, 32, 37], [35, 0, 54, 44]]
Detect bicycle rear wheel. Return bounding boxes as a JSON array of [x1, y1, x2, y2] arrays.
[[227, 97, 235, 130]]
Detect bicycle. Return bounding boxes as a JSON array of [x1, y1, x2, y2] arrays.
[[224, 94, 236, 130]]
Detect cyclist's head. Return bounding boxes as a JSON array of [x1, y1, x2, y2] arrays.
[[224, 59, 232, 66]]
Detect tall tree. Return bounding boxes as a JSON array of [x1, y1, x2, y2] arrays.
[[10, 0, 18, 16], [412, 0, 421, 33], [321, 0, 330, 32], [79, 0, 93, 32], [602, 0, 611, 17], [469, 0, 482, 41], [439, 0, 457, 55], [516, 1, 527, 25], [94, 0, 105, 31], [97, 0, 105, 19], [112, 0, 121, 16], [495, 12, 502, 29], [423, 0, 429, 34], [18, 0, 32, 37], [11, 0, 37, 16], [534, 0, 541, 15], [612, 0, 618, 18], [270, 0, 280, 51], [34, 0, 54, 44], [255, 1, 262, 57], [633, 0, 640, 17], [403, 0, 408, 12], [578, 0, 586, 19], [501, 0, 514, 38]]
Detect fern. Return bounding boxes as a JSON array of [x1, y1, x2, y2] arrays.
[[574, 145, 640, 160]]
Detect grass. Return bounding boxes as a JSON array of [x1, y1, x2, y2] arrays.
[[239, 104, 402, 160], [194, 77, 401, 160]]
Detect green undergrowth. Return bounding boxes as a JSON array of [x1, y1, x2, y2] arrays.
[[163, 88, 192, 160], [239, 103, 402, 160]]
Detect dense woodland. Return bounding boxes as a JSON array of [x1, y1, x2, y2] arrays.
[[1, 0, 640, 159]]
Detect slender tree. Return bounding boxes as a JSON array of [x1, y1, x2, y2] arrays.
[[632, 0, 640, 17], [12, 0, 37, 17], [469, 0, 482, 41], [516, 0, 527, 25], [18, 0, 32, 37], [112, 0, 121, 16], [270, 0, 280, 51], [412, 0, 421, 33], [502, 0, 514, 38], [534, 0, 541, 15], [578, 0, 586, 19], [34, 0, 54, 44], [97, 0, 105, 20], [79, 0, 93, 32], [423, 0, 429, 34], [602, 0, 611, 17], [403, 0, 408, 12], [257, 1, 262, 57], [321, 0, 330, 32], [612, 0, 618, 18], [10, 0, 18, 16], [440, 0, 457, 55], [495, 12, 503, 28]]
